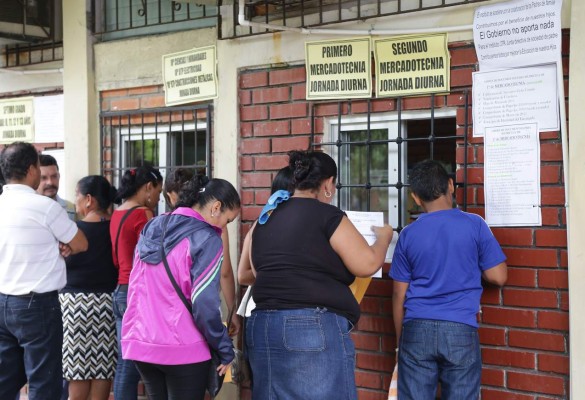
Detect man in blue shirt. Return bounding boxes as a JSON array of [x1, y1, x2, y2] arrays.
[[390, 160, 507, 400]]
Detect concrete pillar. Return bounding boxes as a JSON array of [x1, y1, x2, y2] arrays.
[[568, 0, 585, 397], [62, 0, 99, 199]]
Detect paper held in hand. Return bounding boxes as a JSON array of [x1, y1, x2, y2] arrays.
[[345, 210, 398, 303]]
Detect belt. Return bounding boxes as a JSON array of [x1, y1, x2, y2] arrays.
[[116, 284, 129, 291], [11, 290, 58, 298]]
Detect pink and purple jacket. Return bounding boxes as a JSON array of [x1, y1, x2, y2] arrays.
[[121, 207, 234, 365]]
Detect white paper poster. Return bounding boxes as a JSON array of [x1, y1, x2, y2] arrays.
[[472, 64, 558, 137], [473, 0, 562, 71], [484, 123, 541, 227], [34, 94, 64, 143], [344, 210, 398, 277]]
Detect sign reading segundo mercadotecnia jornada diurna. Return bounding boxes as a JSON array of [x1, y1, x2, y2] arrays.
[[374, 33, 450, 98]]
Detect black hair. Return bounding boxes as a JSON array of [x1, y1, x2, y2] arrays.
[[164, 168, 194, 201], [39, 154, 59, 169], [288, 150, 337, 192], [0, 142, 39, 182], [408, 159, 451, 202], [271, 166, 294, 194], [115, 165, 163, 202], [77, 175, 118, 211], [176, 175, 240, 211]]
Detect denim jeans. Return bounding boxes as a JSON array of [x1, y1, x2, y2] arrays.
[[398, 319, 481, 400], [0, 292, 63, 400], [113, 286, 141, 400], [246, 308, 357, 400]]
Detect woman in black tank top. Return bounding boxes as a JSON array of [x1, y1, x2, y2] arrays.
[[245, 150, 393, 400]]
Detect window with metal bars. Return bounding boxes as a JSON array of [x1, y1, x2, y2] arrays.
[[100, 104, 212, 213], [221, 0, 490, 39], [91, 0, 217, 40], [312, 92, 469, 233]]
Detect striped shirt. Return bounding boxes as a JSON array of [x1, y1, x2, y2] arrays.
[[0, 184, 78, 295]]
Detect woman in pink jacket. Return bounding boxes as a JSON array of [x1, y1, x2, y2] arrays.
[[121, 176, 240, 400]]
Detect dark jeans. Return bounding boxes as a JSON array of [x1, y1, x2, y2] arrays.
[[113, 286, 141, 400], [135, 361, 210, 400], [0, 292, 63, 400], [398, 319, 482, 400]]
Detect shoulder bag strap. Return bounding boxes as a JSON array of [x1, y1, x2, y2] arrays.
[[114, 205, 140, 265], [160, 217, 234, 322], [160, 214, 193, 313]]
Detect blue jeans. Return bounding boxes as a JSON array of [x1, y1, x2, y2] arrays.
[[0, 292, 63, 400], [398, 319, 481, 400], [113, 286, 141, 400], [246, 308, 357, 400]]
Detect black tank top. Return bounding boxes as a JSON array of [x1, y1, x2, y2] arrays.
[[251, 197, 360, 324]]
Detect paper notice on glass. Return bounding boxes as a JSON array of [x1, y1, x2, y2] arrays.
[[344, 211, 398, 278], [484, 123, 541, 227]]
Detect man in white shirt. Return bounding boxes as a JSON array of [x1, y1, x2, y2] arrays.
[[0, 142, 88, 400], [37, 154, 77, 221]]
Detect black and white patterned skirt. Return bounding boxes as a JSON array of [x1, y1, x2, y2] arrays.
[[59, 292, 117, 380]]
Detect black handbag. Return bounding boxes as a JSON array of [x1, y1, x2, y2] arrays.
[[159, 215, 225, 398]]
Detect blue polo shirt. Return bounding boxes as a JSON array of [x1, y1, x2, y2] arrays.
[[389, 208, 506, 328]]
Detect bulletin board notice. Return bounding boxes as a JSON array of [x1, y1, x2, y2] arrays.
[[305, 37, 372, 100], [163, 46, 218, 106], [0, 97, 34, 144], [374, 33, 450, 98], [472, 63, 559, 137], [484, 122, 542, 227]]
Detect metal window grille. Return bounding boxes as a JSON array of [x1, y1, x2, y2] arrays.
[[1, 0, 63, 67], [91, 0, 217, 36], [100, 104, 213, 211], [311, 90, 470, 233], [220, 0, 490, 39], [2, 40, 63, 68]]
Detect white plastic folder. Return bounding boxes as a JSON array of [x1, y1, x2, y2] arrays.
[[387, 363, 398, 400]]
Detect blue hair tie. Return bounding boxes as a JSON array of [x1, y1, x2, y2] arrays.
[[258, 190, 290, 224]]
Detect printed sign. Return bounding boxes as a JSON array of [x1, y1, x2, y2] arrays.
[[163, 46, 218, 106], [484, 123, 541, 226], [0, 97, 34, 144], [473, 0, 562, 71], [374, 33, 450, 98], [472, 64, 559, 137], [34, 94, 64, 143], [305, 37, 372, 100]]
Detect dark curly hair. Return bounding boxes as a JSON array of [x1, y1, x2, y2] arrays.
[[176, 175, 240, 212], [163, 168, 194, 205], [115, 165, 162, 203], [288, 150, 337, 192]]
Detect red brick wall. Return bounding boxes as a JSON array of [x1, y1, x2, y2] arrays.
[[237, 31, 570, 400]]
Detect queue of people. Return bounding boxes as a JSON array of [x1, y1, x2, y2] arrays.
[[0, 141, 507, 400]]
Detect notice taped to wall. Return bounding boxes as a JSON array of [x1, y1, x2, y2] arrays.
[[374, 33, 450, 98], [484, 123, 541, 227], [473, 0, 562, 71], [305, 37, 372, 100], [472, 64, 558, 137], [163, 46, 218, 106], [0, 97, 34, 144]]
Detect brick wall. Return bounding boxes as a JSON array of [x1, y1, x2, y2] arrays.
[[237, 31, 570, 400]]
